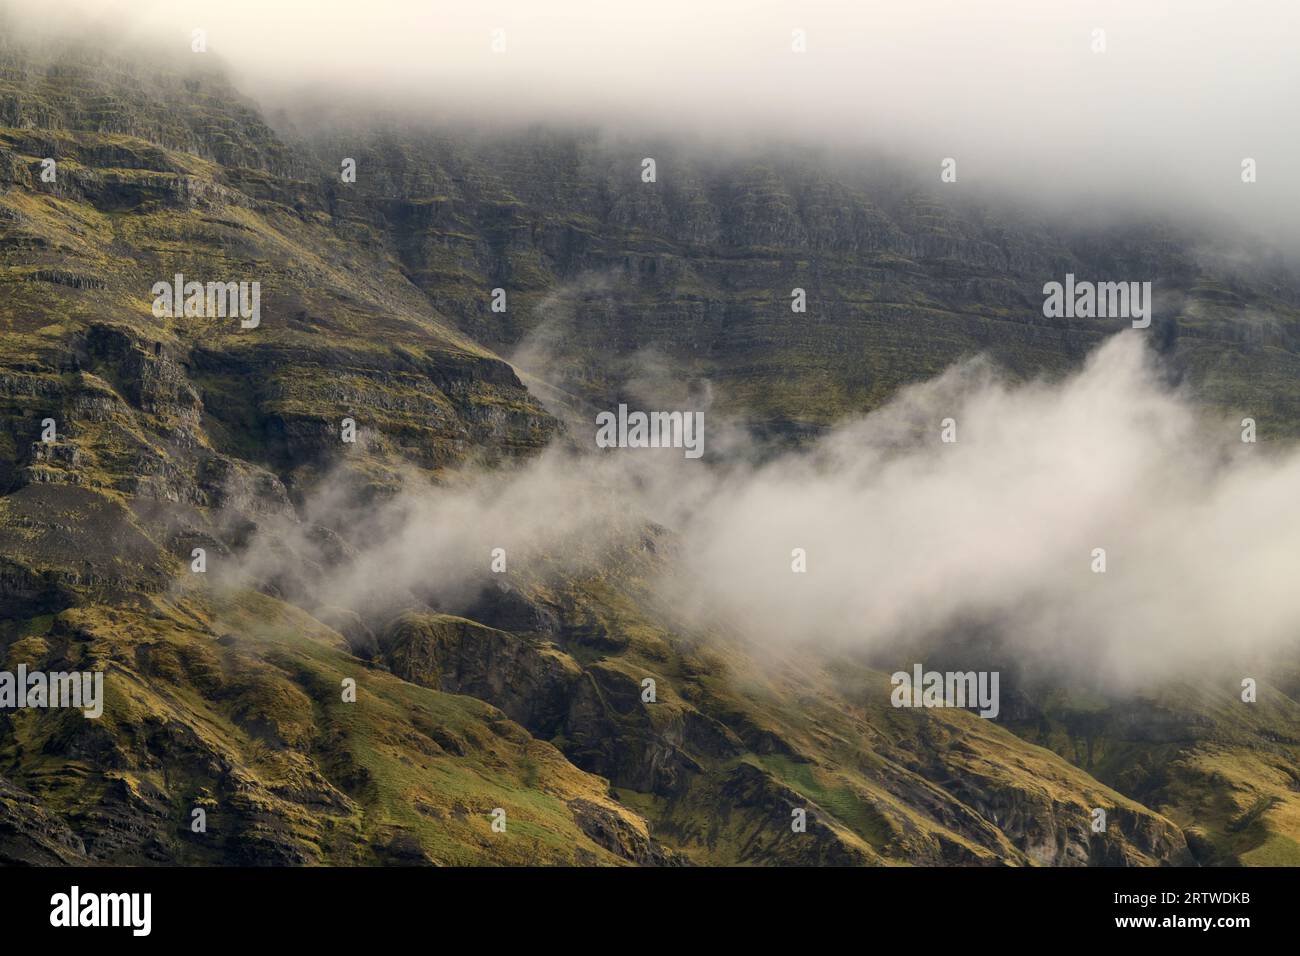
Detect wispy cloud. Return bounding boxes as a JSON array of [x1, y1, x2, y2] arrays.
[[220, 332, 1300, 688]]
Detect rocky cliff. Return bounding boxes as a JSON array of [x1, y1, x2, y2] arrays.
[[2, 32, 1297, 866]]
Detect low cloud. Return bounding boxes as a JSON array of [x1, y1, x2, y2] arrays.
[[6, 0, 1299, 239], [221, 331, 1300, 689]]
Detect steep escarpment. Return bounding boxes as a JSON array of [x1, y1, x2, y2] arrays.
[[0, 51, 557, 621], [0, 34, 1292, 867], [294, 126, 1300, 435]]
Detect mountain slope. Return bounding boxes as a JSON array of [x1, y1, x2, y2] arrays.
[[1, 33, 1298, 866]]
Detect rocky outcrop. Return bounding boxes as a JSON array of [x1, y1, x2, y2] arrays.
[[567, 798, 685, 866], [381, 611, 581, 735], [0, 774, 87, 865]]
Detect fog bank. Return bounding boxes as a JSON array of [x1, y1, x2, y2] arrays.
[[222, 333, 1300, 688], [5, 0, 1298, 237]]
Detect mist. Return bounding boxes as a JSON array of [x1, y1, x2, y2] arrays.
[[214, 332, 1300, 690], [4, 0, 1299, 239], [8, 1, 1300, 685]]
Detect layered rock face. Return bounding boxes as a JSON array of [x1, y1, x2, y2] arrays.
[[0, 34, 1295, 867]]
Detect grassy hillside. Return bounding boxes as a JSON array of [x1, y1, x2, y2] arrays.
[[1, 33, 1298, 866]]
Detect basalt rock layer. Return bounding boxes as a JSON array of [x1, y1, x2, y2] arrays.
[[1, 33, 1298, 866]]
